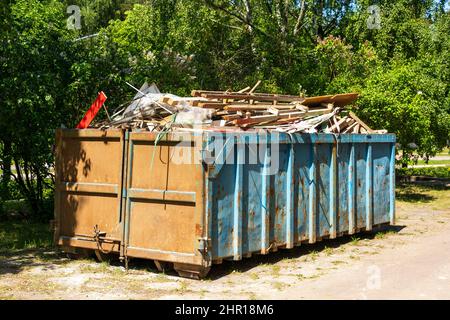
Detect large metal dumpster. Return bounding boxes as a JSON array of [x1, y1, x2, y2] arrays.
[[54, 128, 396, 278]]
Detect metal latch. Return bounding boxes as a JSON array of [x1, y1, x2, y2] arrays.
[[93, 225, 107, 239], [197, 237, 211, 255]]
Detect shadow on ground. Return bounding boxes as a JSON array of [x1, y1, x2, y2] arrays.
[[204, 224, 405, 280], [0, 248, 70, 276], [1, 225, 406, 280], [395, 182, 448, 203], [125, 224, 406, 280]]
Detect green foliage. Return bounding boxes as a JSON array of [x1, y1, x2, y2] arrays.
[[0, 0, 78, 216], [0, 0, 449, 218], [0, 220, 52, 253], [397, 167, 450, 179], [355, 61, 449, 164]]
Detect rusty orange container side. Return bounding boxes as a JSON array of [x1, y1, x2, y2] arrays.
[[54, 129, 125, 254], [54, 129, 210, 278]]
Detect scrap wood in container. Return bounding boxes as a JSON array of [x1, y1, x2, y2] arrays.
[[89, 81, 385, 134]]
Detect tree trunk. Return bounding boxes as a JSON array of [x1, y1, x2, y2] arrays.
[[0, 139, 12, 200]]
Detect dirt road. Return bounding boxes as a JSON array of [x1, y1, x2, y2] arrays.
[[274, 224, 450, 299], [1, 183, 449, 300]]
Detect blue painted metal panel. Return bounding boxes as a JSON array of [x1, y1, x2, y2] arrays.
[[205, 133, 396, 260]]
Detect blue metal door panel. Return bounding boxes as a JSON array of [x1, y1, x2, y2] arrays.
[[294, 143, 313, 242], [337, 143, 351, 234], [206, 133, 396, 261], [372, 143, 393, 225], [317, 143, 333, 239], [356, 143, 369, 230]]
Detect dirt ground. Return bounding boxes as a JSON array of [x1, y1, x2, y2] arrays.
[[1, 183, 449, 300]]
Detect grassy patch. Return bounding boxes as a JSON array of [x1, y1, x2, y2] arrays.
[[309, 250, 319, 261], [271, 265, 281, 276], [1, 200, 31, 217], [350, 236, 360, 246], [177, 280, 189, 293], [396, 184, 450, 210], [272, 281, 287, 291], [248, 293, 257, 300], [374, 230, 396, 239], [153, 273, 171, 283], [416, 160, 450, 166], [0, 220, 52, 253], [437, 148, 450, 156], [323, 246, 333, 256], [249, 273, 259, 280]]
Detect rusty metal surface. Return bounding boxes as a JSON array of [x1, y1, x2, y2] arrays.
[[54, 129, 207, 268], [122, 132, 205, 265], [54, 129, 125, 253], [204, 133, 396, 261], [55, 129, 396, 275]]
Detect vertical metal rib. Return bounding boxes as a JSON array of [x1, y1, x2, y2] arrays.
[[204, 133, 214, 263], [261, 140, 270, 254], [308, 143, 317, 244], [366, 143, 373, 231], [330, 143, 337, 239], [233, 136, 243, 260], [286, 144, 295, 248], [348, 143, 356, 234], [389, 143, 396, 225]]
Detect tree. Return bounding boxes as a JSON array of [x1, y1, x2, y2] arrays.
[[1, 0, 449, 218], [0, 0, 79, 217]]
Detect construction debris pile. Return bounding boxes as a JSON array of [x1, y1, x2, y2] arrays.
[[93, 82, 386, 134]]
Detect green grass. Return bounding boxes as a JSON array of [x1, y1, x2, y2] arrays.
[[323, 246, 334, 256], [177, 281, 189, 293], [0, 220, 52, 254], [416, 160, 450, 166], [331, 260, 346, 265], [396, 184, 450, 210], [436, 148, 450, 156], [0, 199, 31, 216], [375, 230, 396, 239], [272, 281, 287, 291], [249, 273, 259, 280], [350, 236, 360, 246], [272, 265, 281, 276]]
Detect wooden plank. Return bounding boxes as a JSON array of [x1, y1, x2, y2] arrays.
[[302, 93, 359, 107], [249, 80, 261, 94], [278, 107, 331, 117], [328, 116, 347, 132], [343, 121, 358, 133], [233, 115, 279, 126], [348, 112, 374, 133], [238, 86, 251, 93], [224, 104, 296, 111], [222, 114, 243, 121], [192, 90, 303, 99], [201, 93, 305, 103], [271, 117, 303, 125]]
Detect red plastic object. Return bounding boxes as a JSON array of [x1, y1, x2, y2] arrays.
[[76, 91, 108, 129]]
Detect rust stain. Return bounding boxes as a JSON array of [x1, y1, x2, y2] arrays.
[[195, 224, 203, 236]]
